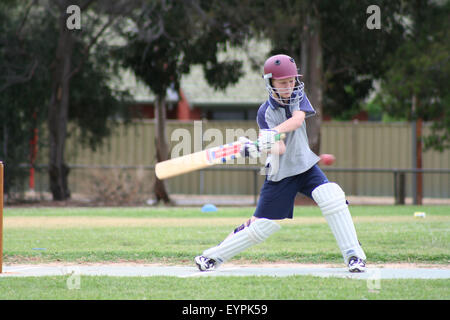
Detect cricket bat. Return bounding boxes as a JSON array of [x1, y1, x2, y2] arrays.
[[155, 133, 285, 180]]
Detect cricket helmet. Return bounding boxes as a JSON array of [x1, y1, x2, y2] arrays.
[[263, 54, 304, 107]]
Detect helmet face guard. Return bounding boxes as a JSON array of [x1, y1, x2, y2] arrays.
[[264, 74, 304, 107], [263, 54, 304, 108]]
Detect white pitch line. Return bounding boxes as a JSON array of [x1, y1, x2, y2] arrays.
[[1, 265, 450, 279], [4, 266, 42, 272]]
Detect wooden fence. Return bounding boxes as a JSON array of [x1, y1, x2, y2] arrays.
[[31, 120, 450, 198]]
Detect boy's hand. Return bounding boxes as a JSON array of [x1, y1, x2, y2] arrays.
[[257, 129, 278, 151], [239, 137, 260, 158]]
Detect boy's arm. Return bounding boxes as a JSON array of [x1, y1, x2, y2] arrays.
[[259, 110, 305, 155], [273, 110, 305, 134]]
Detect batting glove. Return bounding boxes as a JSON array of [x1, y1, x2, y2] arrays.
[[257, 129, 278, 151], [239, 137, 260, 158]]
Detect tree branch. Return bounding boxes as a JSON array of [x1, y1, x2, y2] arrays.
[[80, 0, 96, 11], [184, 0, 216, 28], [0, 59, 38, 92], [66, 3, 137, 80], [66, 17, 115, 80], [16, 0, 39, 40]]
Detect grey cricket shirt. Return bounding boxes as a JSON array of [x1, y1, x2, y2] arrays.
[[256, 94, 320, 182]]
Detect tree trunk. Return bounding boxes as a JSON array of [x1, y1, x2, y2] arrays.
[[154, 97, 173, 204], [48, 8, 73, 201], [302, 12, 323, 155]]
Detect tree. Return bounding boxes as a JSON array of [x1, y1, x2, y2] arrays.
[[45, 0, 139, 200], [0, 0, 54, 195], [376, 0, 450, 151], [116, 0, 250, 204], [0, 0, 133, 199]]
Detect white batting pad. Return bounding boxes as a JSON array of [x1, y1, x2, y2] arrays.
[[203, 218, 281, 264], [312, 183, 366, 263]]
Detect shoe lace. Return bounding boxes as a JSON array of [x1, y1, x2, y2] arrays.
[[349, 257, 365, 267]]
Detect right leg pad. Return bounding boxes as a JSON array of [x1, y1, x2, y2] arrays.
[[312, 182, 366, 263]]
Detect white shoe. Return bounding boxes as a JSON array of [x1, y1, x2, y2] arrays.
[[194, 255, 217, 271], [348, 256, 366, 273]]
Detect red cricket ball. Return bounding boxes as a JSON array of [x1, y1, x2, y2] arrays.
[[319, 154, 336, 166]]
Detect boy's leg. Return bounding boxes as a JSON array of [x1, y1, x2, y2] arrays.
[[299, 165, 366, 272], [311, 182, 366, 272], [195, 177, 298, 271], [195, 218, 280, 271], [222, 217, 257, 243]]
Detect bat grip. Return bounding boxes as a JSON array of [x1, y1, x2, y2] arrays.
[[254, 133, 286, 147]]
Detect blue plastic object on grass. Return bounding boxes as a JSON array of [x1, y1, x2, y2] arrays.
[[201, 204, 218, 212]]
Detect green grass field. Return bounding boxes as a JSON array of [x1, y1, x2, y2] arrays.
[[1, 205, 449, 300]]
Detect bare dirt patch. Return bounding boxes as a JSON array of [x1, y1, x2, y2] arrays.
[[4, 217, 246, 228], [5, 216, 448, 229]]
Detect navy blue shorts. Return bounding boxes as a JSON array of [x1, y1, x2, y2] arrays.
[[253, 165, 329, 220]]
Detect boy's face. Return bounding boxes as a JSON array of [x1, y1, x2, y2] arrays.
[[272, 77, 296, 100]]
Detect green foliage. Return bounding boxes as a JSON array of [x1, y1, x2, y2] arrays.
[[69, 42, 132, 151], [116, 0, 250, 98], [0, 1, 133, 194], [377, 0, 450, 151], [0, 2, 55, 194], [319, 0, 406, 118]]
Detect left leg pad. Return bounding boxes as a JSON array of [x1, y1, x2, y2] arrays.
[[203, 218, 280, 264]]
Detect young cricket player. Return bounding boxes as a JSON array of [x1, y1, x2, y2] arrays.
[[195, 54, 367, 273]]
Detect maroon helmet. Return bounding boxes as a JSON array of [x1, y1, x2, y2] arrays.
[[263, 54, 301, 79], [263, 54, 304, 106]]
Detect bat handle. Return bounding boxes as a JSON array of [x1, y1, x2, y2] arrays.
[[253, 132, 286, 149], [276, 133, 286, 141]]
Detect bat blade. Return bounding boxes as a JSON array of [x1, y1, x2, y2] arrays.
[[154, 133, 285, 180], [155, 141, 243, 180]]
